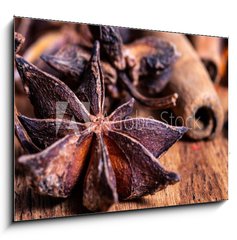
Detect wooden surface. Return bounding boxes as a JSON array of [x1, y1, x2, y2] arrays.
[[14, 131, 228, 221]]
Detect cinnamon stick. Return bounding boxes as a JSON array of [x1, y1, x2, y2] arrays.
[[191, 35, 225, 83], [215, 85, 228, 123], [144, 32, 224, 140]]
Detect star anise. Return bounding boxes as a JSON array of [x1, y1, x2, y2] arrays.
[[15, 40, 187, 212], [41, 25, 178, 110]]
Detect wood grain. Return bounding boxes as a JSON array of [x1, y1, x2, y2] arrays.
[[14, 131, 228, 221]]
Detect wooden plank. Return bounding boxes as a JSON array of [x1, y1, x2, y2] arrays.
[[14, 133, 228, 221]]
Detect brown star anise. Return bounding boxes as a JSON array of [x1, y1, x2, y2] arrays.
[[15, 40, 187, 212]]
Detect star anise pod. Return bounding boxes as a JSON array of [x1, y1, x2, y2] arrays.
[[41, 25, 178, 110], [15, 40, 187, 212]]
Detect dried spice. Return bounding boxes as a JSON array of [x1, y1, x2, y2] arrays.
[[41, 25, 178, 110], [149, 32, 224, 140], [15, 39, 187, 211], [14, 25, 86, 95], [91, 26, 177, 87], [190, 35, 226, 83], [14, 106, 39, 154], [41, 44, 118, 112], [15, 32, 25, 53], [91, 26, 178, 99], [41, 44, 117, 90], [15, 17, 92, 54]]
